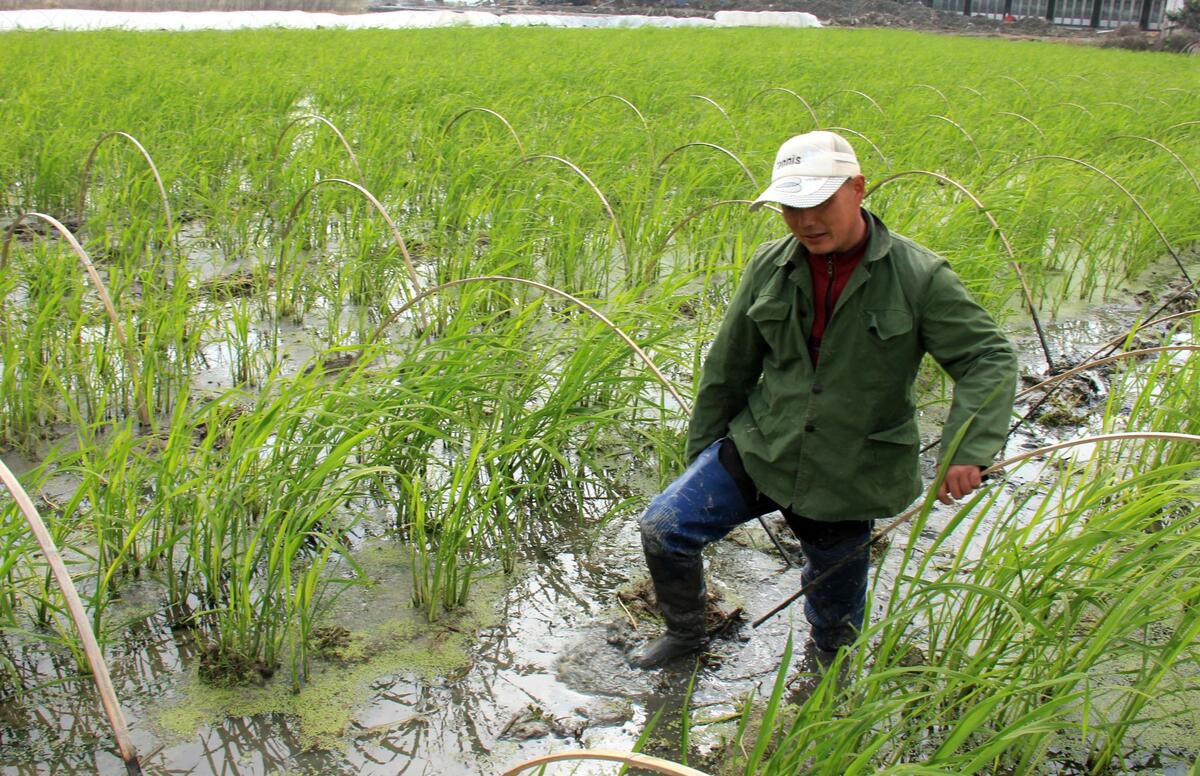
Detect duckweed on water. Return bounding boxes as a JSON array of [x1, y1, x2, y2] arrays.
[[158, 542, 507, 750]]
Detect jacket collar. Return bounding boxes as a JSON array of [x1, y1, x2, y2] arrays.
[[772, 209, 893, 269]]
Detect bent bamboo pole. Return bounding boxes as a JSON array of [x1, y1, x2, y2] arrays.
[[987, 155, 1192, 287], [443, 106, 525, 155], [688, 94, 739, 137], [751, 86, 820, 128], [278, 177, 426, 329], [753, 431, 1200, 627], [358, 274, 689, 413], [816, 89, 885, 117], [656, 142, 757, 188], [78, 131, 174, 239], [0, 459, 142, 775], [1108, 134, 1200, 196], [0, 212, 152, 426], [644, 199, 780, 285], [1088, 309, 1200, 362], [518, 154, 630, 268], [501, 748, 711, 776], [866, 170, 1055, 374], [270, 113, 365, 184], [581, 94, 651, 137], [822, 126, 889, 166], [1018, 346, 1200, 400]]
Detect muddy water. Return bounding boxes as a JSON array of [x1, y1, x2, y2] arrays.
[[3, 263, 1198, 774]]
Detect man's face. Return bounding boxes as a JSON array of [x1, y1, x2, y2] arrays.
[[780, 175, 867, 255]]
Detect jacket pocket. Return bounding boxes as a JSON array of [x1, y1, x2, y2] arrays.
[[747, 294, 803, 362], [867, 416, 919, 445], [864, 308, 913, 341], [866, 416, 922, 504]]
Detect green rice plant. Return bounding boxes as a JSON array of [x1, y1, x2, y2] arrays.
[[403, 433, 487, 620], [176, 375, 384, 685]]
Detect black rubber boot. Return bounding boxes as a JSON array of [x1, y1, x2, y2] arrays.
[[628, 553, 708, 669], [800, 533, 869, 652]]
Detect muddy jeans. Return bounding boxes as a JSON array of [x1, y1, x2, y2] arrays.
[[639, 438, 872, 651]]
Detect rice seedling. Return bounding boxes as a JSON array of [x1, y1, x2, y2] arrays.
[[0, 23, 1196, 773]]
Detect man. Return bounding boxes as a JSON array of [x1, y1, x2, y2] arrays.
[[629, 131, 1018, 669]]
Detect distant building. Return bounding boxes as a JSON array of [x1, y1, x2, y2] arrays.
[[929, 0, 1182, 30]]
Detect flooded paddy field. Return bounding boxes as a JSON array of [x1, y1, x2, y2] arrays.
[[1, 26, 1198, 776]]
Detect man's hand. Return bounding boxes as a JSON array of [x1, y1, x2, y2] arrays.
[[937, 464, 984, 505]]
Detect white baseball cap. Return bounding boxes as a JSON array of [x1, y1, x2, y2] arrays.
[[750, 131, 861, 210]]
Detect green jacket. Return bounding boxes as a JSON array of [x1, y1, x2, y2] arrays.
[[685, 211, 1017, 521]]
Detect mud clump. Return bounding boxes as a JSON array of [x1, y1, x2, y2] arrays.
[[197, 643, 276, 686], [313, 624, 364, 661], [1023, 370, 1105, 428], [616, 576, 744, 636], [500, 704, 586, 741]]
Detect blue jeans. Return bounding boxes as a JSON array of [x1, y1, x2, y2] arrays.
[[640, 438, 872, 651]]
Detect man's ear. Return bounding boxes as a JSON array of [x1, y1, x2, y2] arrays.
[[850, 175, 867, 202]]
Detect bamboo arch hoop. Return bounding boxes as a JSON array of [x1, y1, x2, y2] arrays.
[[653, 199, 759, 255], [644, 199, 780, 284], [501, 748, 710, 776], [687, 94, 739, 137], [580, 94, 651, 137], [996, 74, 1032, 100], [924, 114, 982, 162], [1018, 346, 1199, 400], [1097, 100, 1139, 115], [0, 458, 143, 775], [655, 142, 757, 188], [442, 106, 525, 155], [77, 131, 174, 239], [754, 431, 1200, 627], [1136, 94, 1171, 109], [750, 87, 820, 128], [1089, 309, 1200, 362], [822, 127, 889, 167], [354, 274, 688, 413], [815, 89, 885, 117], [866, 170, 1055, 374], [1045, 102, 1094, 118], [0, 212, 151, 426], [648, 200, 787, 285], [986, 155, 1192, 287], [905, 83, 953, 112], [995, 111, 1045, 139], [517, 154, 630, 267], [270, 113, 365, 184], [278, 177, 424, 322], [1107, 135, 1200, 196]]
